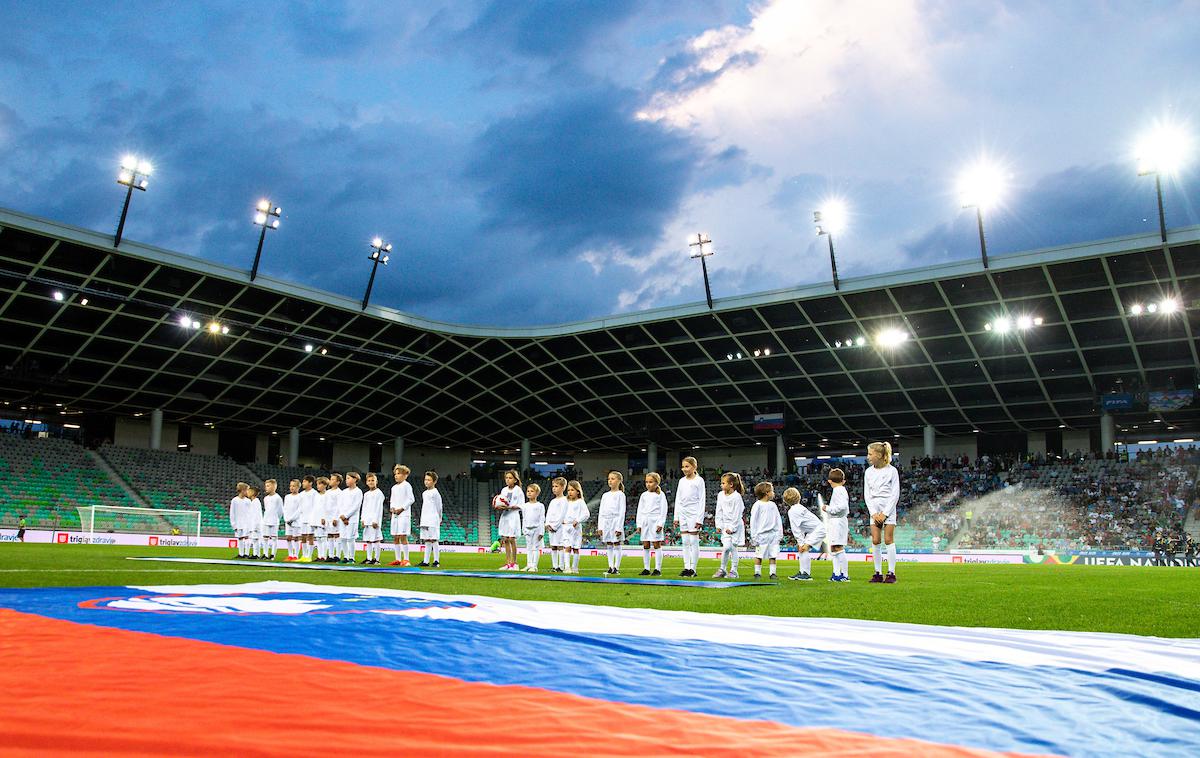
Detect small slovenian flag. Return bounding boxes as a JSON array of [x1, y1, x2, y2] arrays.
[[753, 412, 785, 430]]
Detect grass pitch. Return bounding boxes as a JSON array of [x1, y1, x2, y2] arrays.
[[1, 543, 1197, 637]]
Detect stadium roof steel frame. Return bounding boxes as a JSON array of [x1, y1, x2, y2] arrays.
[[1, 206, 1197, 454]]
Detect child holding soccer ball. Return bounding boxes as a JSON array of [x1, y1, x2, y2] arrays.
[[495, 469, 525, 570]]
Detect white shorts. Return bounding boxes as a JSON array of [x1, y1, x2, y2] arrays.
[[284, 523, 299, 537], [523, 529, 543, 548], [343, 521, 359, 540], [261, 523, 279, 538], [638, 520, 665, 543], [868, 507, 897, 527], [326, 521, 341, 535], [243, 527, 260, 540], [755, 538, 780, 560], [498, 510, 521, 538], [677, 514, 703, 533], [720, 531, 744, 549], [233, 528, 245, 539], [311, 524, 325, 538], [391, 513, 411, 538], [420, 525, 440, 541], [299, 522, 312, 536], [362, 525, 382, 542], [561, 524, 581, 549], [827, 518, 849, 545], [545, 526, 562, 547], [600, 524, 624, 543]]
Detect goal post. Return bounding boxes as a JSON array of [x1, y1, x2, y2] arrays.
[[76, 505, 201, 546]]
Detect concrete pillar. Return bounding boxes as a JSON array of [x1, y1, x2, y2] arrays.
[[775, 434, 787, 475], [149, 409, 163, 450], [393, 436, 404, 467], [1100, 412, 1115, 453], [647, 441, 658, 474], [924, 424, 936, 457], [520, 439, 531, 476], [288, 427, 299, 467]]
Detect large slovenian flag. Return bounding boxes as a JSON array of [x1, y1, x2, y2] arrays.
[[2, 582, 1199, 756]]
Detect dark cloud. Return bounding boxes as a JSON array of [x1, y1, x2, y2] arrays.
[[465, 89, 701, 255], [459, 0, 640, 59]]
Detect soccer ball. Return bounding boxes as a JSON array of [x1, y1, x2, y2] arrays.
[[493, 496, 510, 511]]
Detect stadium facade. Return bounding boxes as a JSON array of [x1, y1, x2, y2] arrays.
[[1, 206, 1196, 473]]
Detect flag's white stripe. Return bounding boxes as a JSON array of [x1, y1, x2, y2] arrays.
[[133, 581, 1200, 678]]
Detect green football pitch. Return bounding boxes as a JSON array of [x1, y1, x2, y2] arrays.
[[1, 543, 1196, 637]]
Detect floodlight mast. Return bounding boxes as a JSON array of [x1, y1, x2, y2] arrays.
[[250, 199, 282, 282], [114, 155, 152, 247], [362, 237, 392, 310], [1136, 122, 1191, 244], [689, 233, 715, 309], [814, 209, 840, 290]]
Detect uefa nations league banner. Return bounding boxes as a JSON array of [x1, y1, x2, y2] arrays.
[[1, 581, 1198, 756]]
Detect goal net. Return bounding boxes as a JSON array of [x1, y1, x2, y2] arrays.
[[76, 505, 201, 546]]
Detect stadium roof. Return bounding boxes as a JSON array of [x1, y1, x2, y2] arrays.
[[1, 206, 1198, 453]]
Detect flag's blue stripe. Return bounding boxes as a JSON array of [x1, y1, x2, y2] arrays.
[[2, 586, 1198, 757]]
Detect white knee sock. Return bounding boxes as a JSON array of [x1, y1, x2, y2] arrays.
[[612, 545, 621, 571], [433, 542, 440, 562], [800, 551, 812, 575], [643, 546, 651, 569], [655, 548, 663, 571], [690, 534, 701, 569], [526, 541, 538, 568], [572, 551, 580, 571], [730, 546, 739, 573], [886, 543, 897, 573], [873, 544, 883, 573]]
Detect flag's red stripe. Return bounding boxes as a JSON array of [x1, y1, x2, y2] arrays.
[[0, 609, 1042, 757]]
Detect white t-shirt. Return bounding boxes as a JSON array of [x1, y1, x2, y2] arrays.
[[262, 493, 284, 526], [420, 488, 443, 527], [390, 481, 414, 515], [282, 492, 302, 524], [361, 489, 385, 527], [597, 490, 626, 530], [545, 496, 567, 531], [636, 490, 667, 527], [714, 491, 745, 536], [521, 500, 546, 531], [864, 465, 900, 519], [673, 475, 706, 530], [750, 500, 782, 543]]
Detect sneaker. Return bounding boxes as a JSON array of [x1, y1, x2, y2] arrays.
[[840, 575, 851, 582], [884, 572, 897, 584], [524, 565, 537, 572], [417, 561, 429, 567], [713, 569, 727, 578], [388, 560, 403, 566], [639, 569, 651, 576], [679, 569, 689, 577], [828, 574, 841, 582], [651, 569, 662, 576], [399, 560, 411, 567], [431, 561, 440, 567], [359, 559, 370, 564], [796, 573, 812, 581], [769, 573, 778, 580], [869, 572, 884, 583], [297, 556, 311, 563], [728, 570, 739, 579], [685, 569, 697, 578], [753, 573, 762, 579], [788, 571, 804, 580]]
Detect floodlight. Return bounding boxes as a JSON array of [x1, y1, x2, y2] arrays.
[[52, 291, 64, 302], [208, 322, 220, 333], [876, 328, 908, 348], [992, 317, 1012, 334], [1147, 303, 1159, 313], [958, 159, 1007, 210], [1135, 122, 1191, 176], [815, 199, 848, 235], [178, 314, 191, 327], [854, 337, 865, 347], [304, 344, 314, 352], [257, 199, 271, 212], [1160, 298, 1179, 313], [1130, 303, 1144, 316], [1016, 315, 1033, 330]]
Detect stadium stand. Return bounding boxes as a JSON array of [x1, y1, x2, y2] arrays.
[[96, 445, 254, 535], [0, 436, 138, 530]]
